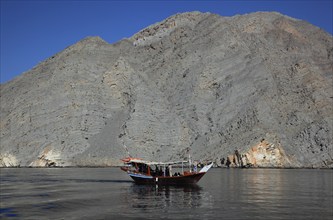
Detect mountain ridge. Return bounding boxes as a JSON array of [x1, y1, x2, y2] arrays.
[[1, 11, 332, 168]]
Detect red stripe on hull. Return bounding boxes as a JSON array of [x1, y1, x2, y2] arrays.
[[130, 172, 206, 185]]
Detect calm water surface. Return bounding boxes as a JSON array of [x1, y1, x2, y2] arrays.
[[0, 168, 332, 219]]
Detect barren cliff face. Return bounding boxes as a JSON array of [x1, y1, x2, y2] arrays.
[[1, 12, 332, 167]]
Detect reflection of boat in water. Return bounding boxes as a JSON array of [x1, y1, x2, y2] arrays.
[[127, 183, 204, 211], [130, 184, 202, 196], [120, 157, 213, 185]]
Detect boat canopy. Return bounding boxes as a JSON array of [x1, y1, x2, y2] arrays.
[[121, 157, 189, 166]]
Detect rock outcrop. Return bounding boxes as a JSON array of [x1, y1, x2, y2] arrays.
[[1, 12, 332, 168], [220, 138, 293, 168]]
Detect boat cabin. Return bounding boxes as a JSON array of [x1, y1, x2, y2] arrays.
[[121, 157, 194, 177]]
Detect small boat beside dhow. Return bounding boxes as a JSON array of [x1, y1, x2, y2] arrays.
[[120, 157, 213, 185]]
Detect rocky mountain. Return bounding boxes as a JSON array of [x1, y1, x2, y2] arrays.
[[1, 12, 332, 168]]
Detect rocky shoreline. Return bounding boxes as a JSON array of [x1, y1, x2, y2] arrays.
[[1, 165, 332, 169]]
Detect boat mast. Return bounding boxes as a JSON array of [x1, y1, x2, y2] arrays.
[[123, 144, 132, 157], [189, 153, 192, 173]]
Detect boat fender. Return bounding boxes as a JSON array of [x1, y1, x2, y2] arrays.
[[156, 177, 158, 182]]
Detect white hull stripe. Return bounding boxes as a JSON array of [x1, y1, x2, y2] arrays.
[[129, 173, 153, 179]]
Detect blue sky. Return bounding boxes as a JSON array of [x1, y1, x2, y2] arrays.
[[1, 0, 332, 83]]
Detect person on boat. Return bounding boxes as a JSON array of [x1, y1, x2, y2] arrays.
[[194, 164, 197, 173], [154, 166, 159, 176], [168, 165, 172, 177], [138, 164, 143, 173], [174, 172, 181, 176], [165, 166, 170, 177], [193, 161, 198, 172], [159, 167, 163, 176], [150, 166, 155, 176]]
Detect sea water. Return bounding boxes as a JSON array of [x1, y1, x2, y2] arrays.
[[0, 168, 332, 219]]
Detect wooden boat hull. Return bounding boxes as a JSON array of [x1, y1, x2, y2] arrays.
[[128, 172, 206, 185]]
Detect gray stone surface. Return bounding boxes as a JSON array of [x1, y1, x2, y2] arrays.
[[1, 12, 332, 167]]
